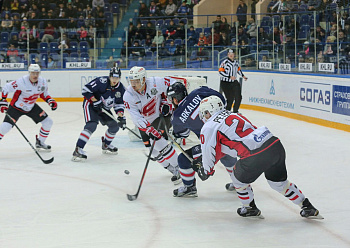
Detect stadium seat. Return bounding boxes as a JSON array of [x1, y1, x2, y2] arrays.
[[163, 19, 171, 27], [80, 52, 89, 62], [201, 60, 212, 68], [49, 42, 59, 54], [172, 18, 179, 25], [1, 32, 9, 43], [146, 60, 156, 69], [69, 52, 79, 62], [104, 3, 110, 12], [70, 41, 78, 53], [137, 60, 146, 67], [174, 39, 182, 47], [40, 53, 48, 68], [111, 3, 120, 15], [128, 60, 137, 68], [0, 42, 8, 51], [39, 42, 49, 53], [79, 41, 89, 53], [156, 19, 164, 27], [162, 60, 174, 68], [105, 12, 113, 24]]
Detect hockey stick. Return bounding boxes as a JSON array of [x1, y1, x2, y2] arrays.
[[161, 115, 193, 163], [101, 108, 142, 140], [127, 117, 164, 201], [5, 112, 54, 164]]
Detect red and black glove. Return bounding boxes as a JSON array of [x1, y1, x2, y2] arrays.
[[145, 126, 162, 140], [0, 98, 8, 113], [47, 98, 57, 111]]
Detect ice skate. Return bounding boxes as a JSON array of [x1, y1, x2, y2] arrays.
[[225, 182, 236, 192], [72, 146, 87, 162], [173, 183, 197, 197], [300, 198, 324, 219], [35, 135, 51, 152], [171, 170, 182, 185], [101, 137, 118, 154], [237, 200, 264, 219]]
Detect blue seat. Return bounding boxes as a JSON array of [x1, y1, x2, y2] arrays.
[[70, 52, 79, 62], [188, 61, 200, 68], [156, 19, 164, 27], [163, 19, 171, 27], [49, 42, 59, 53], [195, 28, 203, 34], [0, 42, 8, 51], [104, 3, 110, 12], [179, 18, 187, 24], [80, 52, 89, 62], [301, 15, 309, 24], [105, 12, 113, 24], [298, 25, 310, 40], [163, 60, 174, 68], [79, 41, 89, 53], [128, 60, 138, 68], [145, 51, 153, 58], [29, 53, 37, 64], [1, 32, 9, 43], [70, 41, 78, 53], [40, 53, 48, 68], [137, 60, 146, 67], [141, 20, 148, 27], [204, 27, 211, 36], [49, 3, 56, 11], [174, 39, 182, 46], [39, 42, 48, 53], [172, 18, 179, 25], [201, 60, 212, 68], [50, 53, 59, 61], [111, 3, 120, 15], [146, 60, 156, 68], [10, 32, 18, 39]]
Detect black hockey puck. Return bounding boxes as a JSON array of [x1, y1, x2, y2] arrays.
[[124, 170, 130, 175]]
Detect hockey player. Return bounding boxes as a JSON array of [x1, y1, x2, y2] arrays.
[[166, 82, 238, 197], [0, 64, 57, 151], [72, 67, 126, 161], [196, 95, 322, 219], [123, 66, 180, 184]]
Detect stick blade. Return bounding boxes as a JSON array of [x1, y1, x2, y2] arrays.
[[43, 157, 54, 164], [127, 194, 137, 201]]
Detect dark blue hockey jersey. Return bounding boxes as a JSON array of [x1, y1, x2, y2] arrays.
[[171, 86, 226, 138], [82, 76, 126, 113]]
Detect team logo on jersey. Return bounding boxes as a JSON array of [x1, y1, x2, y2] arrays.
[[38, 86, 45, 91], [115, 92, 121, 98], [99, 77, 107, 84], [151, 88, 158, 95]]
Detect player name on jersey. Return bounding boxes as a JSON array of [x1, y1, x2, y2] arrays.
[[66, 62, 91, 68], [0, 63, 25, 69], [279, 63, 291, 72], [259, 62, 272, 70], [179, 95, 201, 123]]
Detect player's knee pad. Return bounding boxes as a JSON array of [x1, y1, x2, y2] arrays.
[[0, 122, 13, 135], [267, 179, 289, 193], [107, 122, 119, 134], [178, 152, 192, 170], [220, 155, 237, 168], [84, 121, 98, 133], [41, 116, 53, 130]]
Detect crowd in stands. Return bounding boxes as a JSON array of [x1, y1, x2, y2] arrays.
[[121, 0, 350, 70], [0, 0, 113, 67]]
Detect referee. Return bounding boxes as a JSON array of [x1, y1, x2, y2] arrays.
[[219, 49, 248, 113]]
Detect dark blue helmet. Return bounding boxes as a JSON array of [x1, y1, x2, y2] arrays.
[[167, 82, 188, 104], [109, 66, 121, 78]]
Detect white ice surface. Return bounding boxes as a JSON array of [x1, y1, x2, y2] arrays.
[[0, 102, 349, 248]]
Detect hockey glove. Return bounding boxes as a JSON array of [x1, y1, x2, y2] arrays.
[[117, 116, 126, 130], [145, 126, 162, 140], [92, 100, 103, 113], [191, 156, 202, 172], [173, 129, 190, 139], [47, 98, 57, 111], [0, 98, 8, 113], [160, 103, 172, 116]]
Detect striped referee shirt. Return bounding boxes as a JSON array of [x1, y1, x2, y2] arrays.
[[219, 58, 245, 82]]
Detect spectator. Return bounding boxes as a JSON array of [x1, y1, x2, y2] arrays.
[[84, 5, 93, 19], [29, 24, 39, 39], [308, 0, 321, 11], [145, 34, 153, 47], [45, 10, 56, 27], [220, 17, 231, 36], [258, 27, 270, 46], [77, 26, 88, 41], [57, 12, 67, 29], [197, 32, 208, 46], [67, 17, 77, 31], [28, 33, 39, 53], [121, 41, 130, 58], [177, 1, 191, 16], [11, 0, 19, 11], [106, 55, 116, 68], [92, 0, 105, 8], [95, 11, 106, 38], [251, 0, 258, 20], [47, 57, 56, 69], [28, 12, 39, 29], [187, 26, 197, 46], [165, 19, 177, 39], [133, 22, 145, 41], [167, 40, 177, 56], [12, 15, 21, 32], [139, 2, 149, 17], [1, 13, 13, 32], [130, 40, 145, 60], [285, 16, 300, 38], [149, 0, 161, 17], [173, 20, 185, 40], [152, 30, 165, 45], [128, 22, 137, 45], [9, 34, 19, 48], [246, 18, 257, 38], [38, 7, 48, 20], [145, 21, 156, 38], [244, 57, 256, 67], [21, 17, 29, 29], [87, 25, 95, 47], [18, 1, 28, 18], [19, 26, 28, 40], [236, 0, 248, 27], [237, 26, 248, 44], [323, 35, 336, 55], [17, 37, 26, 50], [196, 40, 209, 61], [41, 22, 55, 43], [212, 15, 223, 34], [77, 15, 86, 28], [271, 0, 289, 13], [65, 3, 75, 18], [219, 31, 230, 46], [158, 0, 167, 15], [165, 0, 177, 16], [58, 33, 70, 53], [57, 3, 66, 18], [7, 44, 19, 63], [338, 31, 348, 56]]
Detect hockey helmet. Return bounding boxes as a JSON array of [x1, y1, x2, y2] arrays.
[[109, 66, 121, 78], [199, 95, 225, 122], [128, 66, 147, 85], [28, 64, 41, 73], [166, 81, 188, 104]]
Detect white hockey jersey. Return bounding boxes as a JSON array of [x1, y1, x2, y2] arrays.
[[200, 110, 273, 174], [123, 76, 176, 129], [2, 75, 51, 112]]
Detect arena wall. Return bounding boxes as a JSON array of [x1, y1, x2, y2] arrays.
[[1, 69, 349, 132]]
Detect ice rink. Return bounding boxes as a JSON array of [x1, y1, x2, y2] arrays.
[[0, 102, 349, 248]]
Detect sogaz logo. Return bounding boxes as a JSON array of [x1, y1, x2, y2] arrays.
[[299, 81, 331, 112]]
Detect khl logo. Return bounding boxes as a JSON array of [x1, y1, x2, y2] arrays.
[[270, 80, 275, 95]]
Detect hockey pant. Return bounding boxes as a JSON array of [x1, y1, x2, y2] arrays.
[[231, 136, 305, 207], [0, 104, 52, 142], [178, 144, 237, 186], [77, 103, 119, 148]]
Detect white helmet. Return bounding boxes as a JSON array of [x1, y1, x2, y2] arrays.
[[28, 64, 41, 73], [199, 95, 225, 121], [128, 66, 146, 85]]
